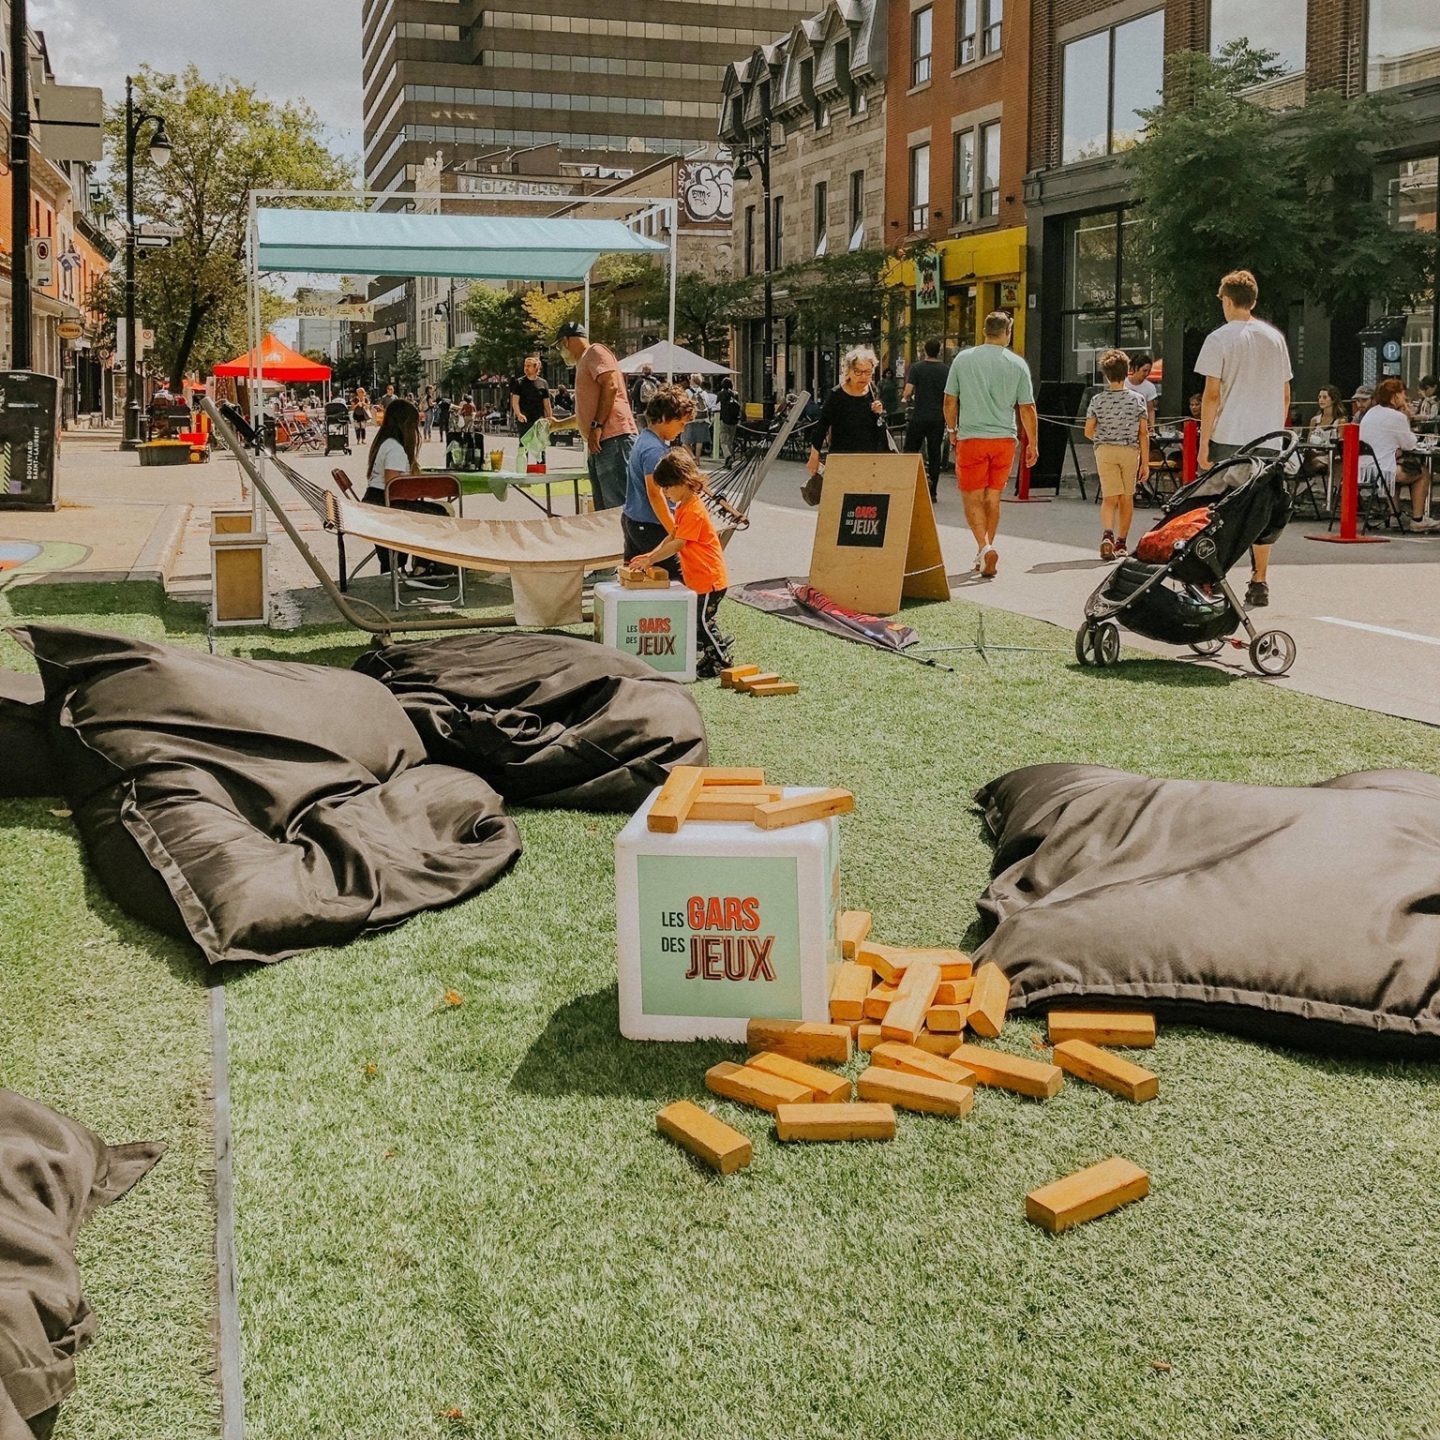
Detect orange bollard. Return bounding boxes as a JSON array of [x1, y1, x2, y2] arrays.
[[1308, 422, 1387, 545]]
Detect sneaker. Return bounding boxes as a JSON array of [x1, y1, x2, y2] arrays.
[[972, 550, 986, 573], [1245, 579, 1269, 608], [1100, 534, 1115, 560], [404, 574, 451, 592], [981, 545, 999, 578], [1410, 516, 1440, 532], [1114, 539, 1128, 558]]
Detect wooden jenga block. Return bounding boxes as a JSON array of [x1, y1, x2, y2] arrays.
[[935, 977, 975, 1006], [1025, 1156, 1150, 1233], [829, 961, 874, 1022], [837, 910, 873, 960], [967, 962, 1011, 1039], [646, 765, 706, 834], [881, 961, 941, 1044], [753, 788, 854, 830], [870, 1041, 977, 1089], [748, 1051, 852, 1104], [705, 1060, 812, 1114], [856, 942, 909, 984], [746, 1018, 851, 1065], [699, 766, 767, 785], [857, 1023, 884, 1052], [856, 1065, 974, 1117], [774, 1103, 896, 1142], [620, 566, 672, 589], [925, 1003, 970, 1034], [912, 1029, 964, 1055], [1053, 1040, 1158, 1103], [719, 665, 761, 690], [863, 981, 899, 1020], [949, 1043, 1063, 1099], [733, 672, 781, 693], [688, 790, 783, 821], [656, 1100, 752, 1174], [1047, 1011, 1157, 1049], [749, 681, 799, 697], [924, 949, 973, 981]]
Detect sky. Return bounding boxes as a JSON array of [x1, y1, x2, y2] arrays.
[[29, 0, 365, 164]]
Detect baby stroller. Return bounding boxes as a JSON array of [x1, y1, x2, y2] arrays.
[[1076, 431, 1298, 677]]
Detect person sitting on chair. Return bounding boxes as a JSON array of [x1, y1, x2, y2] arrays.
[[1358, 378, 1437, 532], [362, 399, 454, 588]]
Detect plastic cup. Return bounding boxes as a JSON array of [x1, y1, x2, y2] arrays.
[[490, 449, 505, 472]]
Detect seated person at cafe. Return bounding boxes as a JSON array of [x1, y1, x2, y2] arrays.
[[1358, 377, 1437, 532], [1304, 383, 1348, 477], [1415, 374, 1438, 426]]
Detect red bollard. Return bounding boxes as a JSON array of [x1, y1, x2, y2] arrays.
[[1182, 419, 1198, 484], [1003, 410, 1049, 503], [1308, 422, 1387, 545]]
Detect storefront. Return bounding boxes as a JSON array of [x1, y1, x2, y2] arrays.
[[1381, 150, 1438, 389], [893, 225, 1028, 363]]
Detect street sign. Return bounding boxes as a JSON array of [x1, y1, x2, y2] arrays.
[[30, 238, 53, 286], [0, 372, 60, 511], [56, 321, 83, 340]]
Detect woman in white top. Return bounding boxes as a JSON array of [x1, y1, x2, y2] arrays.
[[362, 398, 454, 586], [1358, 377, 1435, 530]]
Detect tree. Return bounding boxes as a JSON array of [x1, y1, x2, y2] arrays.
[[1128, 43, 1436, 333], [463, 287, 535, 376], [674, 273, 753, 358], [779, 247, 904, 349], [439, 346, 479, 397], [522, 286, 583, 347], [101, 66, 353, 388], [390, 344, 425, 394]]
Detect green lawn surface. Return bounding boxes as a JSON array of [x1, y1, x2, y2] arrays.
[[1, 579, 1438, 1440]]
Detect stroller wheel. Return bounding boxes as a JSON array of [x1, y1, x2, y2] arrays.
[[1189, 637, 1226, 657], [1249, 629, 1296, 677], [1075, 622, 1097, 666], [1075, 621, 1121, 668]]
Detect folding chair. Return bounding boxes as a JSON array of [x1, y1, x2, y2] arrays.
[[386, 473, 465, 608], [1330, 441, 1408, 534], [1286, 445, 1327, 521]]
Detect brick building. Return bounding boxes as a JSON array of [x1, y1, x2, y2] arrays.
[[720, 0, 889, 401], [884, 0, 1033, 360], [1024, 0, 1439, 409]]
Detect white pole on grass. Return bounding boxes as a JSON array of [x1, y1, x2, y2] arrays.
[[666, 198, 678, 382]]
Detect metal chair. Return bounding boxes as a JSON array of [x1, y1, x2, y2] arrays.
[[385, 473, 465, 608]]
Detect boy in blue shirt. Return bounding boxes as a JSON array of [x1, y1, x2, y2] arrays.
[[622, 385, 695, 580]]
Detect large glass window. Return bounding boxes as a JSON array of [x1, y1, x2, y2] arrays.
[[912, 7, 934, 86], [1367, 0, 1440, 90], [1058, 208, 1162, 383], [1209, 0, 1305, 75], [953, 130, 975, 224], [1061, 11, 1163, 164], [909, 143, 931, 232], [1384, 153, 1439, 387], [979, 121, 1001, 219]]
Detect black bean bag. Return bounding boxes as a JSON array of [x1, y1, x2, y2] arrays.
[[973, 763, 1440, 1056], [353, 631, 708, 811], [13, 625, 522, 965], [0, 671, 57, 799], [0, 1090, 163, 1440]]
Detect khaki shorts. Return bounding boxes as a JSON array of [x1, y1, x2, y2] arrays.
[[1094, 444, 1140, 498]]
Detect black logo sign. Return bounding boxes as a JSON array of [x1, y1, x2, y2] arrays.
[[837, 492, 889, 548]]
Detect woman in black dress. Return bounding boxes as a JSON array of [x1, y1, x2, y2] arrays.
[[802, 345, 890, 505]]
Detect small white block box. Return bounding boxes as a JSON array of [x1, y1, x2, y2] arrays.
[[616, 786, 842, 1042], [593, 580, 697, 682]]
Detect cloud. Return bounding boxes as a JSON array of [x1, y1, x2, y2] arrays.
[[29, 0, 363, 162]]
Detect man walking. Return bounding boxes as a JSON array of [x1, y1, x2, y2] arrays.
[[558, 320, 637, 510], [1196, 269, 1292, 608], [902, 338, 949, 501], [943, 312, 1038, 578]]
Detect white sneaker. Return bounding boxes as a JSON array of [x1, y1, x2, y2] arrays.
[[981, 545, 999, 578], [972, 550, 986, 573], [1409, 516, 1439, 532]]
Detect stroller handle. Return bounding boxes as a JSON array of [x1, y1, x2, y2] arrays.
[[1236, 430, 1300, 462]]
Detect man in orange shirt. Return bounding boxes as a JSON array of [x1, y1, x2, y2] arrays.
[[557, 320, 637, 510]]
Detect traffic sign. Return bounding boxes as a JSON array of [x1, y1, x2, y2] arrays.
[[30, 237, 53, 286]]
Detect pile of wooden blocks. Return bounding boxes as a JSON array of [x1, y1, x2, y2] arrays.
[[619, 565, 672, 590], [657, 909, 1159, 1233], [647, 765, 854, 834], [720, 664, 798, 698]]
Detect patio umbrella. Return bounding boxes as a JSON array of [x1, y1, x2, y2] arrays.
[[618, 340, 732, 377]]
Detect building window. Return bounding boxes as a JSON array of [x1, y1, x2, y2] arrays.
[[1367, 0, 1440, 91], [952, 130, 975, 224], [1382, 154, 1439, 384], [978, 121, 1001, 219], [1058, 208, 1161, 383], [850, 84, 867, 117], [982, 0, 1003, 56], [957, 0, 977, 65], [909, 142, 930, 232], [1209, 0, 1305, 75], [849, 169, 865, 249], [912, 6, 933, 86], [813, 180, 828, 256], [745, 204, 755, 275], [772, 195, 784, 268], [1060, 10, 1164, 164]]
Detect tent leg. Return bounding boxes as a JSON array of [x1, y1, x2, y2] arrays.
[[584, 269, 591, 335], [666, 200, 677, 379]]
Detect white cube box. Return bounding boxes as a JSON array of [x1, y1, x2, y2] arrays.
[[616, 786, 842, 1041], [593, 580, 697, 682]]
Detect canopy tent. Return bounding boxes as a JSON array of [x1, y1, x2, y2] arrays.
[[619, 340, 733, 378], [216, 334, 331, 382]]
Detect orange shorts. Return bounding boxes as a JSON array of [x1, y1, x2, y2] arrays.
[[956, 437, 1017, 493]]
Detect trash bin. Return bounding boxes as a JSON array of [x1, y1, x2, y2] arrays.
[[325, 399, 351, 456], [0, 371, 59, 510]]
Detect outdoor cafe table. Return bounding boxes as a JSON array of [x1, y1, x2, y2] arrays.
[[425, 466, 590, 517]]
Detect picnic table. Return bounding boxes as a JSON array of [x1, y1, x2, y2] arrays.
[[425, 466, 591, 517]]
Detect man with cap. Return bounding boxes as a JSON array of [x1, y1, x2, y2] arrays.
[[557, 320, 637, 510]]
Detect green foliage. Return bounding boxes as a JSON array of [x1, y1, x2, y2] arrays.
[[389, 343, 425, 394], [522, 286, 583, 347], [462, 287, 536, 376], [778, 247, 901, 348], [1129, 44, 1436, 331], [674, 272, 753, 358], [439, 346, 480, 397], [100, 65, 353, 387]]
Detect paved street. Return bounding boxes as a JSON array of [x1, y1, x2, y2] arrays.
[[7, 430, 1439, 727]]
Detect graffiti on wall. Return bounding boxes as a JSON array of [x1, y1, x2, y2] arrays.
[[679, 162, 734, 228]]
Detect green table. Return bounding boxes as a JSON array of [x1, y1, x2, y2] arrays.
[[427, 467, 591, 517]]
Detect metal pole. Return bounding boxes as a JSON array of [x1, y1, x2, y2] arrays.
[[9, 0, 31, 371], [760, 139, 774, 420], [666, 198, 677, 377], [122, 77, 141, 446], [583, 269, 591, 335]]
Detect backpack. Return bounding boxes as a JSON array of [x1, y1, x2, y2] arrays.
[[719, 392, 741, 426]]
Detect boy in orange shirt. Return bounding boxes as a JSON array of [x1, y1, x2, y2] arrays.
[[628, 448, 733, 677]]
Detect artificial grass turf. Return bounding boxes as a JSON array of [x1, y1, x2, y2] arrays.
[[3, 581, 1440, 1439]]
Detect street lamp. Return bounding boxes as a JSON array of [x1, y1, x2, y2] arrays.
[[121, 75, 171, 449], [732, 122, 776, 421]]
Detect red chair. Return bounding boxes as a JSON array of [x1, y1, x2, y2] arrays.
[[385, 473, 464, 608]]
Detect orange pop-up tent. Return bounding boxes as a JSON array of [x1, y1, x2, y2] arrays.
[[214, 334, 331, 383]]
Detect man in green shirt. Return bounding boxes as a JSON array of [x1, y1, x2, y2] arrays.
[[943, 311, 1038, 578]]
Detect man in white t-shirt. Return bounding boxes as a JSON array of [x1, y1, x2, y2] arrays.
[[1124, 352, 1158, 429], [1195, 268, 1292, 608]]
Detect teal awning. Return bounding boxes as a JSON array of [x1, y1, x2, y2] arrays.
[[255, 208, 668, 280]]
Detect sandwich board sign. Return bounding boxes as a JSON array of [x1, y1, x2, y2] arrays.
[[807, 452, 950, 615]]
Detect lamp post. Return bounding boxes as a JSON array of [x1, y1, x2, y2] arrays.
[[733, 124, 775, 421], [121, 75, 172, 449]]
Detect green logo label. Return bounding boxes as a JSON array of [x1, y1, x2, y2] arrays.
[[615, 595, 691, 673]]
